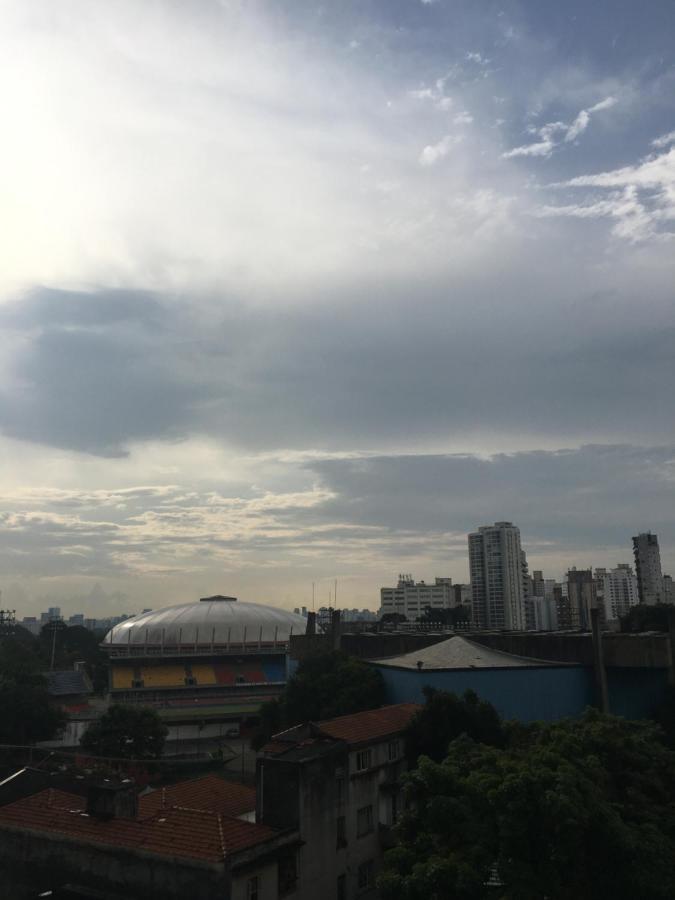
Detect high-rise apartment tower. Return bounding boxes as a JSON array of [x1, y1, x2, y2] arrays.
[[632, 533, 663, 605], [469, 521, 526, 630]]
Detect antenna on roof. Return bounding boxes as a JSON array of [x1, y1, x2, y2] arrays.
[[334, 579, 338, 609], [312, 582, 315, 612]]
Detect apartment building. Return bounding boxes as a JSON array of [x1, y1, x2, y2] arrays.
[[379, 575, 454, 620], [469, 522, 527, 630], [258, 703, 419, 899], [633, 532, 664, 605]]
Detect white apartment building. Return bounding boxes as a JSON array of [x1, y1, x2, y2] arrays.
[[596, 564, 639, 620], [379, 575, 454, 621], [469, 522, 526, 631]]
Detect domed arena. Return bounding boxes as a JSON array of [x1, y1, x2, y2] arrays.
[[102, 597, 308, 753]]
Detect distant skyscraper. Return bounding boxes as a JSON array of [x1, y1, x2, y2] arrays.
[[469, 521, 526, 630], [632, 533, 664, 605], [597, 564, 639, 620], [565, 568, 597, 630]]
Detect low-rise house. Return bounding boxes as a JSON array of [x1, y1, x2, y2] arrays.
[[0, 773, 300, 900]]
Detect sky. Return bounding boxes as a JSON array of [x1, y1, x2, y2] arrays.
[[1, 0, 674, 617]]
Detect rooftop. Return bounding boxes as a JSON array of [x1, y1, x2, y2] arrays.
[[44, 670, 93, 697], [371, 634, 562, 670], [0, 775, 275, 865], [263, 703, 421, 756], [141, 774, 255, 818], [317, 703, 420, 745]]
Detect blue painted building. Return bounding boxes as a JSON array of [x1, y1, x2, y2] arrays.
[[368, 635, 668, 722]]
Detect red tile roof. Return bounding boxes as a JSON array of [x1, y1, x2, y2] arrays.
[[0, 787, 276, 864], [140, 774, 255, 818], [316, 703, 420, 746]]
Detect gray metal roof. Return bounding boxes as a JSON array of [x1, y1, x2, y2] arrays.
[[104, 599, 307, 647], [371, 635, 561, 670], [44, 670, 93, 696]]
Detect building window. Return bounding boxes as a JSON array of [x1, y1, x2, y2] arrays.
[[357, 804, 374, 837], [357, 860, 374, 892], [278, 852, 297, 896], [336, 777, 344, 804], [337, 874, 346, 900], [337, 815, 347, 848], [247, 876, 259, 900], [387, 740, 399, 761], [355, 749, 372, 771]]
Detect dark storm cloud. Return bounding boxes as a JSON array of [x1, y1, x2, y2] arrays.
[[302, 445, 675, 558], [1, 284, 674, 456]]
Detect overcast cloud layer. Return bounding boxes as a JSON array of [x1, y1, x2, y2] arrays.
[[1, 0, 674, 615]]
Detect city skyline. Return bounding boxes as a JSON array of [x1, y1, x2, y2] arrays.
[[1, 1, 675, 615]]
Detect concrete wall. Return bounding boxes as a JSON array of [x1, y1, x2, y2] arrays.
[[374, 662, 671, 722], [375, 665, 595, 721]]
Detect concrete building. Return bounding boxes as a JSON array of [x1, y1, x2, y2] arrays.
[[560, 569, 598, 631], [379, 575, 454, 621], [469, 522, 526, 630], [531, 571, 557, 630], [258, 703, 419, 899], [633, 532, 664, 605], [596, 564, 639, 621], [453, 583, 472, 608], [665, 574, 674, 605]]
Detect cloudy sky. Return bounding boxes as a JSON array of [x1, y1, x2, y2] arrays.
[[1, 0, 674, 617]]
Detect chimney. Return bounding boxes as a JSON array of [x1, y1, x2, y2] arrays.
[[86, 781, 138, 820], [305, 611, 316, 635]]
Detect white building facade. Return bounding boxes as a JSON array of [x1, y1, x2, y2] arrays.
[[379, 576, 454, 621], [469, 522, 526, 631]]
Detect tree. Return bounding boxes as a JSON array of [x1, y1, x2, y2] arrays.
[[81, 705, 168, 760], [38, 624, 109, 693], [0, 633, 65, 744], [620, 603, 672, 633], [252, 652, 386, 749], [404, 688, 506, 765], [380, 613, 407, 625], [380, 710, 675, 900]]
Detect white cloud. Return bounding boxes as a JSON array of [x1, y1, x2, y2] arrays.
[[503, 96, 617, 159], [653, 130, 675, 149], [419, 134, 461, 166], [453, 111, 474, 126], [540, 145, 675, 241]]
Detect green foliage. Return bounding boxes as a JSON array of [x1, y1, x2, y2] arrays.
[[405, 688, 506, 765], [80, 704, 168, 760], [252, 652, 386, 749], [620, 603, 672, 633], [0, 633, 65, 744], [380, 613, 408, 624], [382, 709, 675, 900], [420, 605, 472, 628], [39, 623, 109, 693], [653, 685, 675, 748]]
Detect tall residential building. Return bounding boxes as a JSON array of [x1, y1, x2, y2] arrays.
[[664, 574, 674, 605], [632, 532, 664, 605], [596, 564, 639, 621], [563, 568, 600, 630], [379, 575, 454, 621], [469, 522, 526, 630], [530, 571, 558, 631]]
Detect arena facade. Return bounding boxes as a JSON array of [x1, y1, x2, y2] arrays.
[[102, 596, 308, 753]]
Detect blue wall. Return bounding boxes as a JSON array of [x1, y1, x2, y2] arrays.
[[376, 665, 594, 721]]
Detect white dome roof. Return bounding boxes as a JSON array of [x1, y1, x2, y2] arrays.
[[105, 597, 307, 648]]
